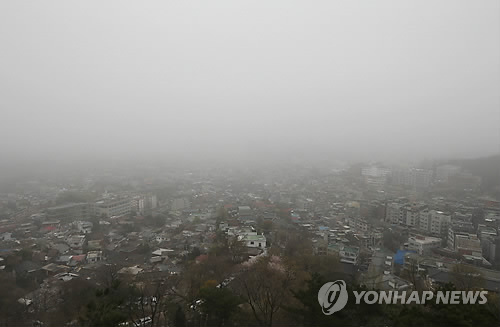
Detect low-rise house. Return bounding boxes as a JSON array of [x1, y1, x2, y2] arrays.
[[68, 254, 86, 266], [74, 221, 93, 234], [238, 206, 255, 223], [118, 265, 143, 276], [51, 242, 70, 254], [262, 212, 277, 221], [380, 274, 412, 291], [0, 232, 13, 241], [87, 250, 104, 264], [54, 272, 79, 282], [41, 263, 69, 277], [87, 240, 103, 251], [328, 243, 360, 264], [41, 220, 60, 233], [15, 261, 42, 279], [152, 248, 174, 257], [428, 266, 500, 293], [56, 255, 72, 265], [155, 234, 169, 243], [66, 235, 86, 250], [239, 233, 266, 249], [313, 240, 328, 256], [150, 256, 163, 264]]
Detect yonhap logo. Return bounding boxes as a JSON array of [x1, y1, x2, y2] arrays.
[[318, 280, 488, 316], [317, 280, 349, 315]]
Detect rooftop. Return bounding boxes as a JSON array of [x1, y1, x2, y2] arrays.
[[243, 234, 266, 242]]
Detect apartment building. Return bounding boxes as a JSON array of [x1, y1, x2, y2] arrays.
[[94, 197, 132, 217], [45, 203, 92, 221], [448, 222, 475, 251], [327, 243, 360, 264], [429, 210, 451, 236], [385, 202, 406, 224], [408, 235, 442, 255], [403, 204, 427, 228], [391, 168, 433, 189]]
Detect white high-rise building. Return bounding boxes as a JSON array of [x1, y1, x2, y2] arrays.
[[94, 197, 132, 217], [429, 210, 451, 236], [391, 168, 433, 189], [135, 194, 158, 214], [385, 202, 405, 224], [361, 166, 391, 188], [403, 204, 427, 227], [418, 209, 430, 232], [435, 165, 461, 182]]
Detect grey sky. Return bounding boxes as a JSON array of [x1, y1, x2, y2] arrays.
[[1, 1, 499, 164]]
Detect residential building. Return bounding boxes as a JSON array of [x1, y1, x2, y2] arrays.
[[429, 210, 451, 236], [453, 212, 472, 223], [171, 198, 190, 211], [238, 206, 255, 223], [66, 234, 86, 250], [391, 168, 433, 189], [239, 233, 266, 249], [435, 165, 461, 182], [86, 251, 104, 264], [348, 217, 369, 233], [94, 197, 132, 217], [419, 209, 430, 232], [73, 220, 93, 234], [45, 203, 92, 221], [448, 222, 475, 251], [361, 166, 391, 189], [408, 235, 441, 255], [481, 234, 500, 264], [295, 197, 314, 212], [360, 200, 386, 221], [455, 235, 483, 262], [327, 243, 359, 264], [133, 194, 158, 214], [385, 202, 405, 224], [402, 203, 427, 228]]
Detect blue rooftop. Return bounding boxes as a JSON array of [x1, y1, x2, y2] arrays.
[[394, 250, 415, 265]]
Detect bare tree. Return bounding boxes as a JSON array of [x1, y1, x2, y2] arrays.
[[126, 277, 179, 327], [233, 256, 295, 327], [96, 263, 120, 288], [227, 236, 247, 264], [402, 253, 422, 291], [450, 263, 484, 291]]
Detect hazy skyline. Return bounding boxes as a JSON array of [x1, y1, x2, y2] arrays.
[[1, 1, 499, 165]]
